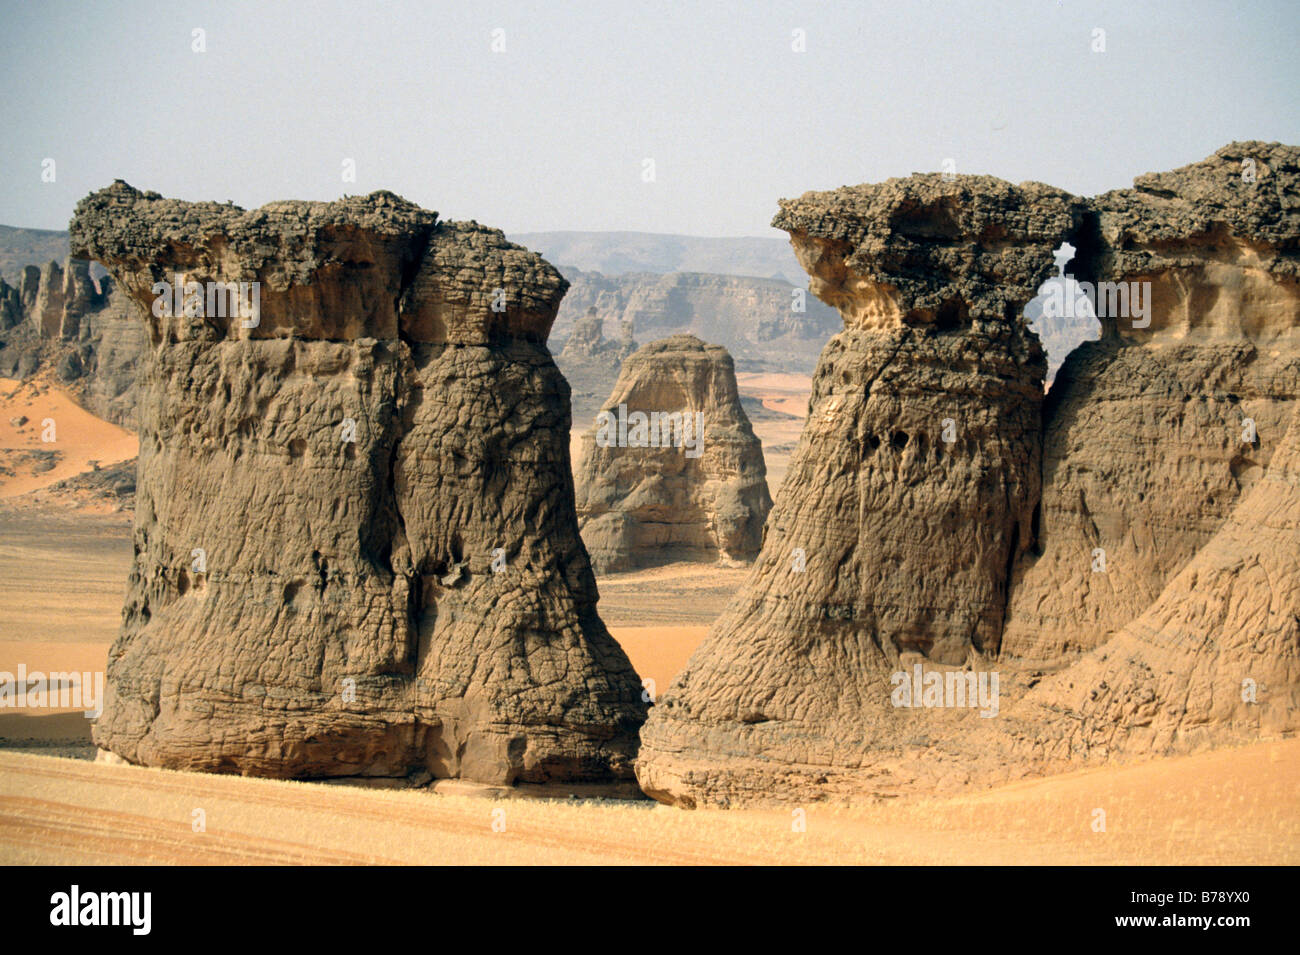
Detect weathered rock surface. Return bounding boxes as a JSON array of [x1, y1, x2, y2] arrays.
[[574, 334, 772, 573], [1008, 401, 1300, 761], [0, 258, 142, 428], [637, 143, 1300, 807], [555, 307, 637, 425], [72, 180, 646, 785], [1003, 142, 1300, 663], [637, 176, 1081, 805]]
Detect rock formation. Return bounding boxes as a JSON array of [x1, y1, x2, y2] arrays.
[[636, 142, 1299, 807], [0, 235, 843, 425], [72, 180, 646, 786], [1003, 142, 1300, 663], [1009, 401, 1300, 761], [0, 257, 141, 428], [636, 177, 1079, 805], [555, 306, 637, 425], [552, 269, 841, 376], [574, 334, 772, 573]]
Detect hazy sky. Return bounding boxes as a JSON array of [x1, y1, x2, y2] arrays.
[[1, 0, 1296, 236]]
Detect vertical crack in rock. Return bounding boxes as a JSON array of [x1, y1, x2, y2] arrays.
[[635, 175, 1083, 806], [637, 143, 1299, 807], [1003, 141, 1300, 664], [573, 334, 772, 573], [71, 181, 646, 786], [1004, 402, 1300, 762]]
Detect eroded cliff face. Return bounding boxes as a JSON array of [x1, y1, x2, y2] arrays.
[[72, 181, 646, 786], [636, 177, 1082, 806], [636, 143, 1300, 807], [1003, 142, 1300, 663], [0, 258, 141, 428], [573, 334, 771, 573], [552, 269, 842, 376], [1011, 402, 1300, 761]]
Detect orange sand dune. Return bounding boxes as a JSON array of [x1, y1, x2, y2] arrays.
[[0, 378, 136, 498], [736, 372, 810, 491], [736, 371, 811, 419]]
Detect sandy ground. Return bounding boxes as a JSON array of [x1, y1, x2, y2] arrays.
[[0, 508, 132, 646], [608, 626, 707, 697], [736, 371, 810, 492], [0, 640, 108, 746], [0, 627, 710, 747], [1, 740, 1294, 865], [2, 382, 1296, 866], [0, 378, 136, 499], [0, 508, 721, 745], [596, 561, 749, 625]]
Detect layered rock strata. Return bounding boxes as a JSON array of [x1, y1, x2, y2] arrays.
[[1003, 142, 1300, 662], [0, 257, 141, 427], [637, 176, 1083, 805], [72, 181, 646, 785], [574, 334, 772, 573], [552, 269, 841, 376], [637, 143, 1299, 807]]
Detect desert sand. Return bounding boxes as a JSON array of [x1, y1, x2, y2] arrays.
[[1, 370, 1295, 866], [735, 371, 809, 492], [0, 377, 136, 500], [2, 498, 1296, 865], [1, 741, 1294, 865]]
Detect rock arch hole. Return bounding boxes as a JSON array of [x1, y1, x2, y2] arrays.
[[1023, 241, 1102, 388]]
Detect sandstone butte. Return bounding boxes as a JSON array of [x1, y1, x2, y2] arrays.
[[573, 333, 773, 573], [636, 142, 1299, 807], [70, 181, 647, 788]]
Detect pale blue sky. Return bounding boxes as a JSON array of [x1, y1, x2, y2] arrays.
[[1, 0, 1295, 236]]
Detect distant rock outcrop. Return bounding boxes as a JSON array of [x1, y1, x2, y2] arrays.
[[0, 257, 141, 428], [553, 269, 841, 378], [555, 307, 637, 425], [637, 142, 1299, 807], [73, 181, 646, 787], [0, 225, 72, 286], [509, 230, 807, 284], [574, 335, 771, 573]]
